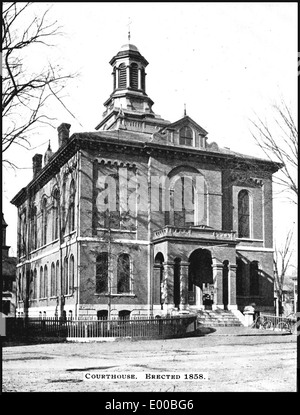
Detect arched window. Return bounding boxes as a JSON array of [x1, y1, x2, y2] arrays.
[[118, 63, 127, 89], [69, 255, 74, 294], [113, 67, 117, 90], [62, 181, 66, 234], [42, 198, 47, 245], [53, 189, 59, 240], [51, 262, 56, 297], [33, 268, 37, 299], [173, 176, 196, 227], [250, 261, 259, 296], [29, 270, 34, 300], [238, 190, 250, 238], [31, 205, 37, 250], [141, 68, 146, 91], [39, 266, 44, 298], [56, 261, 59, 297], [117, 254, 131, 294], [119, 310, 131, 320], [96, 252, 108, 294], [69, 181, 75, 232], [130, 63, 138, 89], [44, 265, 48, 298], [179, 126, 193, 146], [63, 257, 68, 295]]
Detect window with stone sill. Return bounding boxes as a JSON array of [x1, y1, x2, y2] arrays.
[[238, 190, 250, 238], [117, 253, 131, 294]]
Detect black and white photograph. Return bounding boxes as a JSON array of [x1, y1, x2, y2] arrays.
[[1, 1, 298, 400]]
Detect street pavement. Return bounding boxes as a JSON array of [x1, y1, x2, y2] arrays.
[[2, 326, 297, 393]]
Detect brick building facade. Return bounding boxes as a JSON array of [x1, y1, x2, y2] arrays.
[[11, 42, 280, 320]]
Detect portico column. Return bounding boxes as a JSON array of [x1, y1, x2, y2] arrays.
[[228, 264, 238, 310], [153, 264, 162, 306], [162, 261, 174, 313], [180, 261, 189, 310], [213, 262, 224, 309]]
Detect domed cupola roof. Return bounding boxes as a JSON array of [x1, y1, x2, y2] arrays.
[[120, 43, 139, 52]]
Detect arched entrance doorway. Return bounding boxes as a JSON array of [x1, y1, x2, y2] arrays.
[[188, 249, 213, 309]]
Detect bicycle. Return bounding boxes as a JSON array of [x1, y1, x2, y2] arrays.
[[253, 315, 273, 330], [276, 313, 297, 333]]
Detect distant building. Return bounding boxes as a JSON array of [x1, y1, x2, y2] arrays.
[[2, 214, 17, 316], [11, 42, 281, 320]]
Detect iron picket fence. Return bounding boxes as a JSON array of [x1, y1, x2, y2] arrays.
[[4, 315, 197, 340]]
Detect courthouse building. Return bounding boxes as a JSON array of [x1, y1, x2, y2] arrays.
[[11, 42, 280, 320]]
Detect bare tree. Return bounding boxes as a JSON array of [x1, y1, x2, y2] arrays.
[[250, 101, 298, 204], [2, 2, 76, 163], [273, 229, 294, 316]]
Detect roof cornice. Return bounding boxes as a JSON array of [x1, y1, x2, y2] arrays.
[[10, 132, 282, 207]]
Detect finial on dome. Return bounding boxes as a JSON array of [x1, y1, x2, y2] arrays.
[[184, 103, 187, 117], [127, 17, 132, 42]]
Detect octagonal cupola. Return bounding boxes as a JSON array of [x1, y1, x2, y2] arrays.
[[95, 41, 170, 132]]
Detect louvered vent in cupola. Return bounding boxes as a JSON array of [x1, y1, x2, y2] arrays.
[[118, 63, 127, 88], [130, 63, 138, 89]]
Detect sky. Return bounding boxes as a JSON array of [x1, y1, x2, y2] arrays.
[[2, 2, 298, 270]]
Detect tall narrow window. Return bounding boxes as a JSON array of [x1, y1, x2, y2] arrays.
[[31, 206, 37, 250], [39, 266, 44, 298], [69, 181, 75, 232], [56, 261, 59, 297], [250, 261, 259, 296], [113, 67, 116, 90], [96, 252, 108, 294], [179, 127, 193, 146], [51, 262, 56, 297], [238, 190, 250, 238], [42, 198, 47, 245], [117, 254, 131, 294], [173, 177, 195, 227], [63, 257, 68, 295], [44, 265, 48, 298], [53, 189, 59, 240], [69, 255, 74, 294], [29, 270, 34, 300], [118, 63, 127, 89], [62, 181, 66, 234], [33, 268, 37, 299], [130, 63, 138, 89], [141, 68, 146, 91]]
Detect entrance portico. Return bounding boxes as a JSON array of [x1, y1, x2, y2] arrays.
[[152, 225, 238, 312]]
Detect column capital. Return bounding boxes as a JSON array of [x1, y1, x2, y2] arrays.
[[163, 261, 175, 266], [180, 261, 190, 267]]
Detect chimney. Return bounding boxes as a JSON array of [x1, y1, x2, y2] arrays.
[[57, 123, 71, 147], [32, 154, 43, 179]]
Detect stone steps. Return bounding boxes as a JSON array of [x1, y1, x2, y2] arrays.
[[196, 309, 243, 327]]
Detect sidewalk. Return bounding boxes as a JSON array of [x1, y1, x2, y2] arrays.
[[197, 326, 295, 337]]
